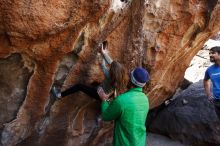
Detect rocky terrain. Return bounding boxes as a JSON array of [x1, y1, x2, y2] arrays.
[[1, 0, 220, 145]]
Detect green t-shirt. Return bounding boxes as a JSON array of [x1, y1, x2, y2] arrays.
[[101, 87, 149, 146]]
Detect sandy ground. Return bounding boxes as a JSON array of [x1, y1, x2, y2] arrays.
[[147, 133, 186, 146]]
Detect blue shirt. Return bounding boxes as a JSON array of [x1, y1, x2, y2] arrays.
[[204, 64, 220, 99]]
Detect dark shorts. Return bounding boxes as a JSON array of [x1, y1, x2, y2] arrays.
[[213, 99, 220, 120]]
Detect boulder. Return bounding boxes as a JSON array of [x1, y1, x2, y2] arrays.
[[148, 80, 220, 146]]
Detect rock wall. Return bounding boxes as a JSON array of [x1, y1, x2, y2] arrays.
[[0, 0, 220, 145]]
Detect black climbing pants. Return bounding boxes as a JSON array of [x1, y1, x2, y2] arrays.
[[61, 83, 100, 101]]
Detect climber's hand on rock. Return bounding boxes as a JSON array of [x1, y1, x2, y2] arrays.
[[101, 41, 108, 54], [97, 87, 110, 101]]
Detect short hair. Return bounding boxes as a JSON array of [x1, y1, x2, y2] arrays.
[[210, 46, 220, 54]]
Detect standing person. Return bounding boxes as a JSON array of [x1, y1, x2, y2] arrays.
[[98, 67, 150, 146], [204, 46, 220, 120], [51, 41, 128, 101]]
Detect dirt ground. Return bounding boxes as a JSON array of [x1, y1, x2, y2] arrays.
[[146, 133, 186, 146]]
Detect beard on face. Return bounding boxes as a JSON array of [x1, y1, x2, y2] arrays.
[[210, 57, 215, 62]]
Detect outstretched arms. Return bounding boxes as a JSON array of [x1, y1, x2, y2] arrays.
[[101, 41, 113, 64], [99, 41, 113, 77]]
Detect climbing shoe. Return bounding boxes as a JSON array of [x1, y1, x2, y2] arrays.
[[51, 86, 61, 99]]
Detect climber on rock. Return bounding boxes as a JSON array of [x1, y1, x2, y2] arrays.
[[51, 41, 128, 102]]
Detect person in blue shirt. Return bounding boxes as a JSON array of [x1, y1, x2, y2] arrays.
[[204, 46, 220, 119]]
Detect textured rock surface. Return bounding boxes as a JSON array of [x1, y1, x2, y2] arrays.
[[148, 81, 220, 146], [0, 0, 220, 145], [0, 54, 33, 132]]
